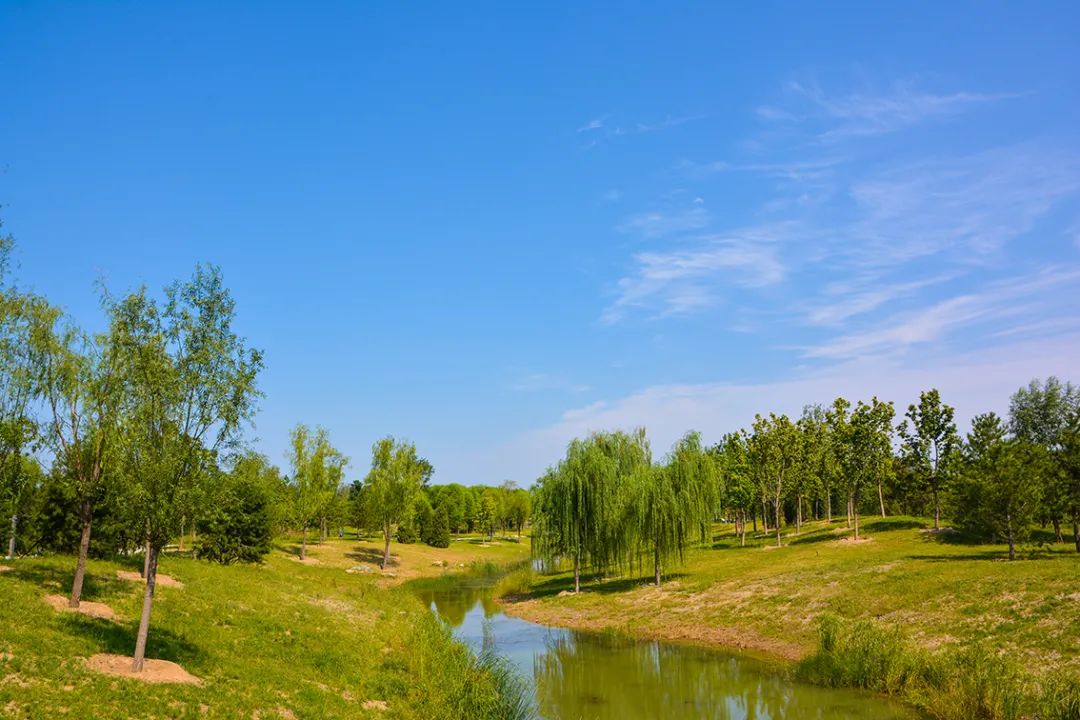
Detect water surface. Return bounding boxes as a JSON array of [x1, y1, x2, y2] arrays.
[[416, 576, 918, 720]]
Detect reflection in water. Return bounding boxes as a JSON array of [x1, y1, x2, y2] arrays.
[[417, 580, 916, 720]]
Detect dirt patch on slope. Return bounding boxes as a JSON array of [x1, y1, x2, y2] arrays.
[[289, 556, 321, 565], [84, 653, 202, 684], [0, 565, 12, 573], [43, 594, 118, 621], [116, 570, 184, 588]]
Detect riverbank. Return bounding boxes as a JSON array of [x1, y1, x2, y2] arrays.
[[496, 516, 1080, 718], [499, 516, 1079, 670], [0, 535, 531, 719]]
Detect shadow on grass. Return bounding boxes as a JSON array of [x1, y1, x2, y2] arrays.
[[345, 546, 397, 567], [59, 613, 204, 667], [6, 563, 130, 602], [522, 571, 689, 599], [861, 518, 928, 533]]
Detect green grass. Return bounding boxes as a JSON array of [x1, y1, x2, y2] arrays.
[[499, 516, 1080, 676], [0, 535, 532, 719], [797, 615, 1080, 720]]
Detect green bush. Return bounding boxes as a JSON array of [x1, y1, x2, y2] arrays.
[[196, 477, 274, 564], [423, 505, 451, 548]]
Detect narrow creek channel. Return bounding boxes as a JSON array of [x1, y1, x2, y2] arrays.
[[415, 574, 919, 720]]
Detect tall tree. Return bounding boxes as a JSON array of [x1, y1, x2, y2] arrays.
[[289, 424, 346, 560], [749, 413, 799, 547], [960, 413, 1046, 560], [1009, 377, 1080, 549], [111, 265, 263, 672], [715, 432, 754, 545], [362, 436, 432, 569], [532, 430, 649, 592], [837, 397, 895, 540], [31, 303, 125, 607], [899, 389, 959, 530], [637, 432, 714, 585]]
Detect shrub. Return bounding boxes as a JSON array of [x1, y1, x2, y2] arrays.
[[196, 478, 274, 564], [424, 505, 451, 548]]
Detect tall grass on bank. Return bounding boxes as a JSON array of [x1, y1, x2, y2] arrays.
[[797, 616, 1080, 720], [395, 608, 535, 720]]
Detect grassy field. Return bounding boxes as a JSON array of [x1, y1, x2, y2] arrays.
[[0, 533, 530, 719], [499, 516, 1080, 677]]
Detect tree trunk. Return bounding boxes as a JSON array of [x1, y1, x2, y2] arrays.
[[774, 501, 782, 548], [69, 499, 94, 608], [178, 518, 184, 552], [853, 507, 860, 542], [6, 514, 15, 559], [846, 497, 852, 529], [1007, 520, 1015, 561], [1052, 517, 1063, 543], [320, 516, 327, 544], [382, 525, 391, 569], [573, 553, 580, 593], [796, 496, 802, 535], [1072, 509, 1079, 553], [141, 538, 151, 578], [132, 545, 158, 672], [740, 511, 746, 547], [932, 489, 940, 531], [300, 526, 307, 560], [826, 491, 832, 523], [877, 480, 886, 518], [191, 528, 197, 559], [752, 507, 757, 533], [654, 544, 661, 586]]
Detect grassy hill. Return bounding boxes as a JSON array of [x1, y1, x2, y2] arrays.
[[0, 534, 530, 719]]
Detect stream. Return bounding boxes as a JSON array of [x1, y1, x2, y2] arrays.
[[415, 574, 919, 720]]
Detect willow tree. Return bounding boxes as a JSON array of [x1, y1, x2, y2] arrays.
[[532, 429, 648, 592], [749, 413, 799, 547], [111, 266, 263, 672], [362, 436, 431, 569], [635, 432, 715, 585], [289, 424, 346, 560], [899, 389, 959, 530], [0, 251, 40, 559], [32, 303, 125, 607]]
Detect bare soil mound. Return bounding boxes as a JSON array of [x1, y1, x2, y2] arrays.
[[837, 536, 873, 545], [116, 570, 184, 588], [0, 565, 12, 573], [289, 556, 321, 565], [84, 653, 202, 685], [43, 594, 118, 621]]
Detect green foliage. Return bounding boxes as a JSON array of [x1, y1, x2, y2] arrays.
[[900, 389, 960, 529], [361, 436, 432, 565], [424, 504, 451, 548], [196, 472, 275, 564]]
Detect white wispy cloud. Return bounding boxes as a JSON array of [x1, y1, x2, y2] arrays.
[[617, 206, 710, 239], [510, 373, 591, 394], [761, 78, 1022, 140], [577, 116, 606, 133], [800, 268, 1080, 359], [475, 332, 1080, 483], [602, 229, 789, 324]]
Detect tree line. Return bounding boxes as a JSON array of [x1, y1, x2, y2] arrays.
[[532, 380, 1080, 589]]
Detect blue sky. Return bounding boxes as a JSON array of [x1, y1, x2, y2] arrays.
[[2, 2, 1079, 484]]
